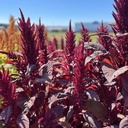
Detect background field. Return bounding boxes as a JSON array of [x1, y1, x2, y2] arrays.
[[48, 32, 98, 42]]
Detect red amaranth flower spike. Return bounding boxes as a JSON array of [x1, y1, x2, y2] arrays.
[[80, 22, 91, 42], [65, 20, 76, 65], [47, 40, 55, 53], [18, 9, 38, 65], [97, 21, 112, 51], [112, 0, 128, 33], [111, 0, 128, 66], [73, 42, 86, 95], [52, 36, 58, 50], [36, 19, 48, 64], [0, 67, 16, 105], [60, 37, 65, 50]]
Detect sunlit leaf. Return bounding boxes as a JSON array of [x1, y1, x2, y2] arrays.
[[85, 51, 108, 65], [17, 113, 29, 128], [101, 60, 116, 83], [119, 116, 128, 128], [84, 42, 108, 53], [110, 66, 128, 82], [66, 105, 74, 121], [82, 112, 101, 128]]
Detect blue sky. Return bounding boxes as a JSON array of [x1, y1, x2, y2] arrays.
[[0, 0, 115, 26]]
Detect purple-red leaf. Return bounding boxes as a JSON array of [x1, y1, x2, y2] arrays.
[[22, 96, 36, 114], [84, 42, 107, 53], [17, 95, 36, 114], [0, 106, 12, 124], [17, 113, 29, 128], [85, 89, 100, 101], [119, 116, 128, 128], [66, 105, 74, 121], [85, 51, 108, 65], [51, 105, 67, 118], [25, 64, 35, 77], [82, 112, 101, 128], [103, 125, 119, 128], [48, 95, 66, 108], [86, 99, 108, 122], [110, 66, 128, 82], [101, 60, 116, 83]]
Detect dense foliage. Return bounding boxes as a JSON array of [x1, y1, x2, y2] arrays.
[[0, 0, 128, 127]]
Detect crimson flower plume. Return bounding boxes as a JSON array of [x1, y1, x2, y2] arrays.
[[65, 20, 76, 64], [18, 9, 38, 65]]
